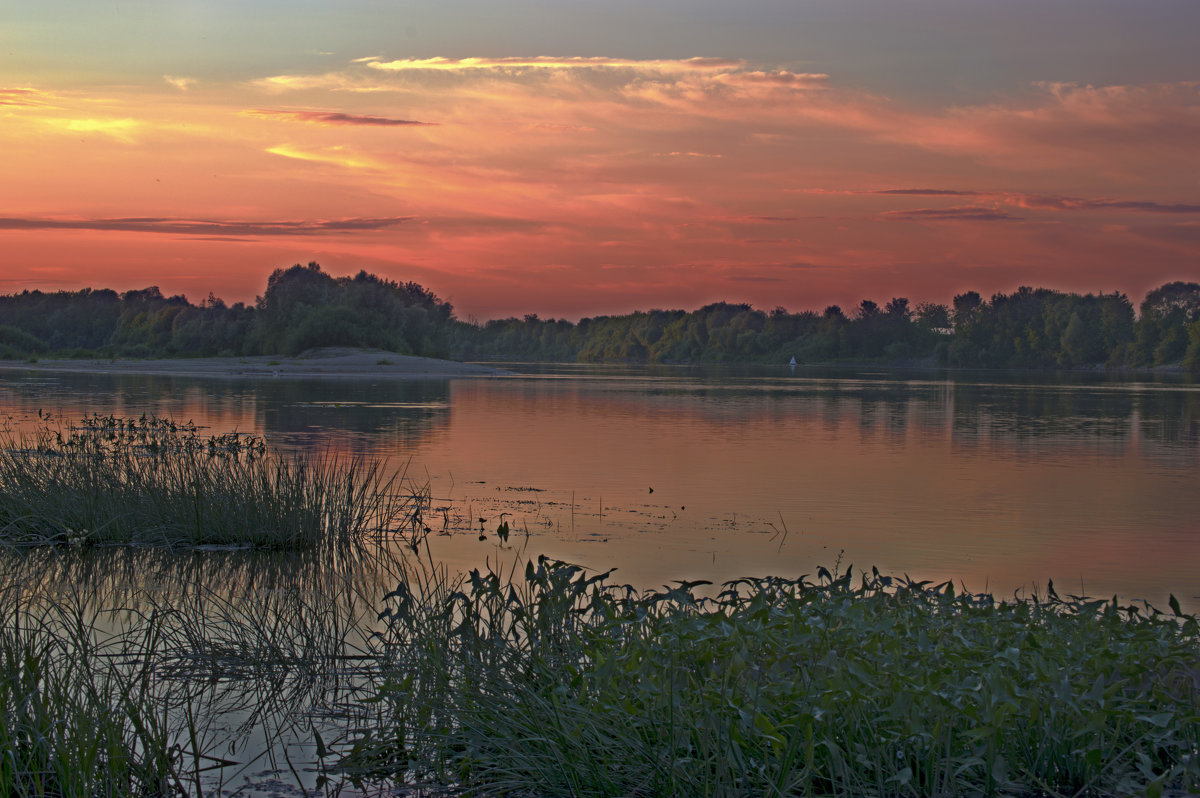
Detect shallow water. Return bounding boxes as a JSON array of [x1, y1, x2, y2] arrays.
[[2, 362, 1197, 609]]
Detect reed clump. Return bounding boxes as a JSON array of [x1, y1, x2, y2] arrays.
[[347, 557, 1200, 798], [0, 413, 410, 549], [0, 542, 416, 796], [0, 581, 195, 797]]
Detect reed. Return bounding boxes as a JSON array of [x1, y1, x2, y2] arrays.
[[0, 413, 411, 549], [0, 578, 195, 796], [0, 541, 417, 796], [350, 557, 1200, 798]]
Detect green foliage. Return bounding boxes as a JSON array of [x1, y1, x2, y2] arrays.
[[0, 414, 410, 549], [0, 324, 49, 359], [251, 264, 453, 357], [0, 584, 191, 796], [351, 557, 1200, 797], [949, 287, 1135, 369], [0, 268, 1197, 370], [1183, 319, 1200, 373]]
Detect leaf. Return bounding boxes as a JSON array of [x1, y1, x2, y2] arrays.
[[1168, 593, 1182, 617]]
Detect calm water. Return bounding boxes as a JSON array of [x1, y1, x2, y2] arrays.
[[2, 361, 1198, 609]]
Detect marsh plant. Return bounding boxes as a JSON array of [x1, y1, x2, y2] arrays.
[[0, 542, 418, 797], [0, 578, 201, 797], [0, 413, 411, 549], [347, 557, 1200, 798]]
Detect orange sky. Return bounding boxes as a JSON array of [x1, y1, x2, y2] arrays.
[[3, 3, 1199, 319]]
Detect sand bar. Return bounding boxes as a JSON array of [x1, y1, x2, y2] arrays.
[[0, 347, 510, 380]]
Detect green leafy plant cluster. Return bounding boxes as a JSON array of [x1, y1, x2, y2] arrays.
[[0, 413, 409, 549], [350, 557, 1200, 797]]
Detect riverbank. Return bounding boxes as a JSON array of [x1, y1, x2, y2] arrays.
[[0, 346, 509, 380]]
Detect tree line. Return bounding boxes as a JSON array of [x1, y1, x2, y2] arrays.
[[0, 263, 452, 361], [1, 262, 1198, 372]]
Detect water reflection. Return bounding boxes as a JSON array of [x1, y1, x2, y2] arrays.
[[1, 542, 414, 795], [1, 365, 1197, 611], [0, 370, 453, 457]]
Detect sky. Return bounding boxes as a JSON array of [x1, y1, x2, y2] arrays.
[[2, 1, 1199, 320]]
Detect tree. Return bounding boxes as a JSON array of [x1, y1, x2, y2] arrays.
[[884, 297, 912, 321], [952, 291, 982, 328], [916, 302, 951, 330]]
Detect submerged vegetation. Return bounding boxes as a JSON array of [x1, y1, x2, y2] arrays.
[[0, 413, 409, 549], [2, 261, 1200, 370]]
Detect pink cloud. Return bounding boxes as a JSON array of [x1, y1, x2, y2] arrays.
[[0, 216, 412, 236], [882, 206, 1021, 222], [0, 88, 49, 107], [247, 108, 436, 127]]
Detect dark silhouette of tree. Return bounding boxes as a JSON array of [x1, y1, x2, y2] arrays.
[[0, 268, 1194, 371]]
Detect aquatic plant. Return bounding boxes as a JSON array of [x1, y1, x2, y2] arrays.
[[0, 578, 199, 796], [348, 557, 1200, 797], [0, 413, 411, 549], [0, 541, 414, 796]]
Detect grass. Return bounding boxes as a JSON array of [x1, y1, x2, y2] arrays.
[[0, 576, 195, 796], [345, 555, 1200, 797], [0, 542, 414, 796], [2, 540, 1198, 797], [0, 413, 412, 549]]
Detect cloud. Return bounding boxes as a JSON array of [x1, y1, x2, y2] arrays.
[[46, 118, 139, 142], [862, 189, 1200, 216], [365, 56, 744, 73], [714, 70, 830, 88], [251, 72, 375, 93], [1007, 195, 1200, 214], [247, 108, 435, 127], [0, 216, 413, 236], [906, 82, 1200, 165], [163, 76, 196, 91], [0, 88, 48, 107], [523, 122, 596, 133], [870, 189, 983, 197], [883, 206, 1020, 222], [265, 144, 382, 170]]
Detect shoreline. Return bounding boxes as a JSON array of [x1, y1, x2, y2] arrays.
[[0, 347, 510, 380]]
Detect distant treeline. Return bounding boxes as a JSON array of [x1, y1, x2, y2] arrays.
[[1, 262, 1198, 371], [0, 263, 453, 361]]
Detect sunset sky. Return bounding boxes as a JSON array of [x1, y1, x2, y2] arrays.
[[2, 1, 1199, 320]]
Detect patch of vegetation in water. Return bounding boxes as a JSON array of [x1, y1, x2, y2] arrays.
[[0, 413, 411, 549], [345, 556, 1200, 798], [0, 543, 414, 797]]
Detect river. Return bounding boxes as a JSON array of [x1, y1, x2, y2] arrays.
[[2, 361, 1197, 609]]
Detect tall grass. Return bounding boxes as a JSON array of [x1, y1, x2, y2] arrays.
[[0, 413, 411, 549], [0, 578, 197, 797], [0, 541, 418, 796], [348, 556, 1200, 797]]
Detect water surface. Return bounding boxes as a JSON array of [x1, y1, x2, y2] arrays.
[[1, 362, 1197, 608]]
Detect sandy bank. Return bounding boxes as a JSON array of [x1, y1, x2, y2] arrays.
[[0, 347, 510, 380]]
